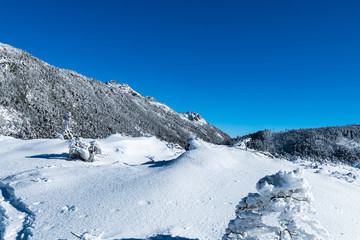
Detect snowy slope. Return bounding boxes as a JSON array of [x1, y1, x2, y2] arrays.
[[0, 43, 229, 146], [0, 135, 359, 239]]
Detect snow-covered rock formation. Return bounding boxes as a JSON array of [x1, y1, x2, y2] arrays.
[[179, 112, 208, 125], [0, 43, 229, 146], [223, 169, 330, 240]]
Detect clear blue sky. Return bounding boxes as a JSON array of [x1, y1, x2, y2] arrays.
[[1, 0, 360, 137]]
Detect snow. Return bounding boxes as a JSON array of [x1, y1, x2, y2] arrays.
[[106, 80, 177, 115], [232, 138, 250, 149], [223, 169, 330, 239], [0, 135, 360, 239], [147, 100, 175, 113], [0, 106, 25, 135], [337, 137, 360, 149], [179, 112, 208, 125], [107, 81, 143, 98]]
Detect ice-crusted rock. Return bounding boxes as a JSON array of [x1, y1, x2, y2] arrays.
[[106, 80, 142, 97], [179, 111, 208, 125], [0, 43, 229, 146], [223, 169, 330, 240]]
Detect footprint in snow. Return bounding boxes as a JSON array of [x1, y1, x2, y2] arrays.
[[61, 205, 77, 213], [138, 200, 151, 206], [110, 209, 121, 213], [31, 177, 50, 183]]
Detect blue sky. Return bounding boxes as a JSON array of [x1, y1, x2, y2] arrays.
[[1, 0, 360, 137]]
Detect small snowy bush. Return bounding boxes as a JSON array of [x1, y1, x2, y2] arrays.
[[68, 138, 102, 162], [69, 138, 90, 160], [223, 169, 330, 240], [55, 113, 102, 162], [88, 140, 102, 162]]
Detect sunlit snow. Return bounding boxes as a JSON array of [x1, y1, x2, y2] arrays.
[[0, 135, 359, 239]]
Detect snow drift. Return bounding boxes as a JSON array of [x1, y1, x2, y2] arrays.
[[0, 135, 359, 239]]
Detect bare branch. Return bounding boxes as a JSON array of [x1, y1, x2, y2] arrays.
[[70, 231, 85, 240]]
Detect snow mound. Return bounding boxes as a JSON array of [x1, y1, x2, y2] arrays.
[[223, 169, 330, 240], [186, 137, 208, 150], [98, 134, 184, 165]]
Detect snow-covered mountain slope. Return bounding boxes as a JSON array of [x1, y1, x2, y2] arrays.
[[0, 135, 359, 239], [231, 125, 360, 166], [0, 43, 229, 146]]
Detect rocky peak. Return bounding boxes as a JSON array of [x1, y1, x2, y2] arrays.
[[106, 81, 142, 97], [180, 111, 208, 125]]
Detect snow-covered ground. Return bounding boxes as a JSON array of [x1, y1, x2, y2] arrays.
[[0, 135, 359, 240]]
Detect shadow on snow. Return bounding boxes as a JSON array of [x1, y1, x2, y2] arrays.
[[141, 159, 177, 168], [25, 153, 68, 160], [120, 235, 198, 240]]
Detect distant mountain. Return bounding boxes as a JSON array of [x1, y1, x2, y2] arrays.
[[230, 125, 360, 166], [0, 43, 229, 146]]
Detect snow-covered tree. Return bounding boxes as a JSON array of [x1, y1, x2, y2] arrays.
[[55, 112, 74, 140], [223, 169, 330, 240], [68, 138, 102, 162], [55, 112, 102, 162], [68, 137, 89, 161]]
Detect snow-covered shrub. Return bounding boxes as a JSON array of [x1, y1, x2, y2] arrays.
[[69, 137, 89, 161], [88, 140, 102, 162], [55, 112, 74, 140], [223, 169, 330, 240], [55, 112, 102, 162], [68, 138, 102, 162]]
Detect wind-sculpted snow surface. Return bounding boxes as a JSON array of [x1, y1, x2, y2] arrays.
[[0, 135, 359, 239], [0, 43, 229, 146], [223, 170, 330, 240]]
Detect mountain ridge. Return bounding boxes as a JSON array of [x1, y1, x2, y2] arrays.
[[230, 124, 360, 166], [0, 43, 230, 146]]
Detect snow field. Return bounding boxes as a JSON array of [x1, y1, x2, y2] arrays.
[[0, 135, 359, 239]]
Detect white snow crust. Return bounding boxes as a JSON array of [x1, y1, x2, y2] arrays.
[[0, 135, 359, 239]]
